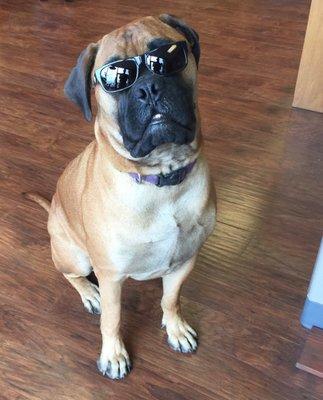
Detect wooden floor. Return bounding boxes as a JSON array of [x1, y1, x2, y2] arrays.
[[0, 0, 322, 399]]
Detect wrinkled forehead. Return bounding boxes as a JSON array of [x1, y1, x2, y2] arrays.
[[95, 16, 185, 68]]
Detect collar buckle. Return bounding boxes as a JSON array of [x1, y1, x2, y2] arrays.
[[134, 173, 142, 184], [157, 167, 187, 187]]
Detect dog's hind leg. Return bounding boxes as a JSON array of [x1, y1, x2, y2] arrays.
[[50, 233, 101, 315], [25, 191, 101, 313], [64, 273, 101, 315]]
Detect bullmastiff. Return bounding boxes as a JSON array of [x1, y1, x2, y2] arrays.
[[26, 14, 216, 380]]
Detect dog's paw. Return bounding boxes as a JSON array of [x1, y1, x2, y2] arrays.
[[162, 315, 198, 353], [81, 282, 101, 315], [97, 338, 132, 380]]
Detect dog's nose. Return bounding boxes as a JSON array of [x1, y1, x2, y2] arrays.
[[135, 80, 161, 103]]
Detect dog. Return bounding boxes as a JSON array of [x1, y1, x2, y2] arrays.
[[25, 14, 216, 380]]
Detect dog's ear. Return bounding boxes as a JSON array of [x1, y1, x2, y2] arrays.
[[64, 43, 98, 121], [159, 14, 200, 66]]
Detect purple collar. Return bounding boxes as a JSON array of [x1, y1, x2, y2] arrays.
[[129, 160, 197, 187]]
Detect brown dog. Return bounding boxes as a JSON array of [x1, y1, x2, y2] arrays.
[[26, 14, 216, 380]]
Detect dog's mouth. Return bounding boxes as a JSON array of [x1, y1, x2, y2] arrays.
[[125, 113, 195, 158], [148, 113, 191, 131], [150, 113, 166, 125]]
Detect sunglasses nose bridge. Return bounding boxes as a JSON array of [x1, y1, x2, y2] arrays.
[[133, 55, 147, 75], [133, 55, 143, 64]]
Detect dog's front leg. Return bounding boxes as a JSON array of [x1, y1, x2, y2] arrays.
[[161, 255, 198, 353], [96, 273, 131, 380]]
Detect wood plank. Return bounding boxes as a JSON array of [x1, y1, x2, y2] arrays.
[[296, 328, 323, 378]]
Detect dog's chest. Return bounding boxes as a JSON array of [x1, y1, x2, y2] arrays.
[[109, 203, 205, 280], [106, 168, 214, 280]]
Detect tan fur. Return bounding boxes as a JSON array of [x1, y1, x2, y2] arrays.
[[28, 16, 216, 379], [23, 192, 51, 212]]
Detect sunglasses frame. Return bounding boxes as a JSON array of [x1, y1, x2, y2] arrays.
[[93, 40, 189, 93]]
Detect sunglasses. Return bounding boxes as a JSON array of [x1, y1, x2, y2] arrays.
[[93, 41, 188, 93]]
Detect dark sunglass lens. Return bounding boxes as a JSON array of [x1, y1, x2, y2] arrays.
[[145, 42, 187, 75], [100, 59, 137, 91]]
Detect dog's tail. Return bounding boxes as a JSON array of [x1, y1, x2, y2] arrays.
[[23, 192, 51, 213]]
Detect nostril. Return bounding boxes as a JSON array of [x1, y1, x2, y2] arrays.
[[137, 88, 148, 101], [136, 82, 160, 102], [151, 83, 158, 95]]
